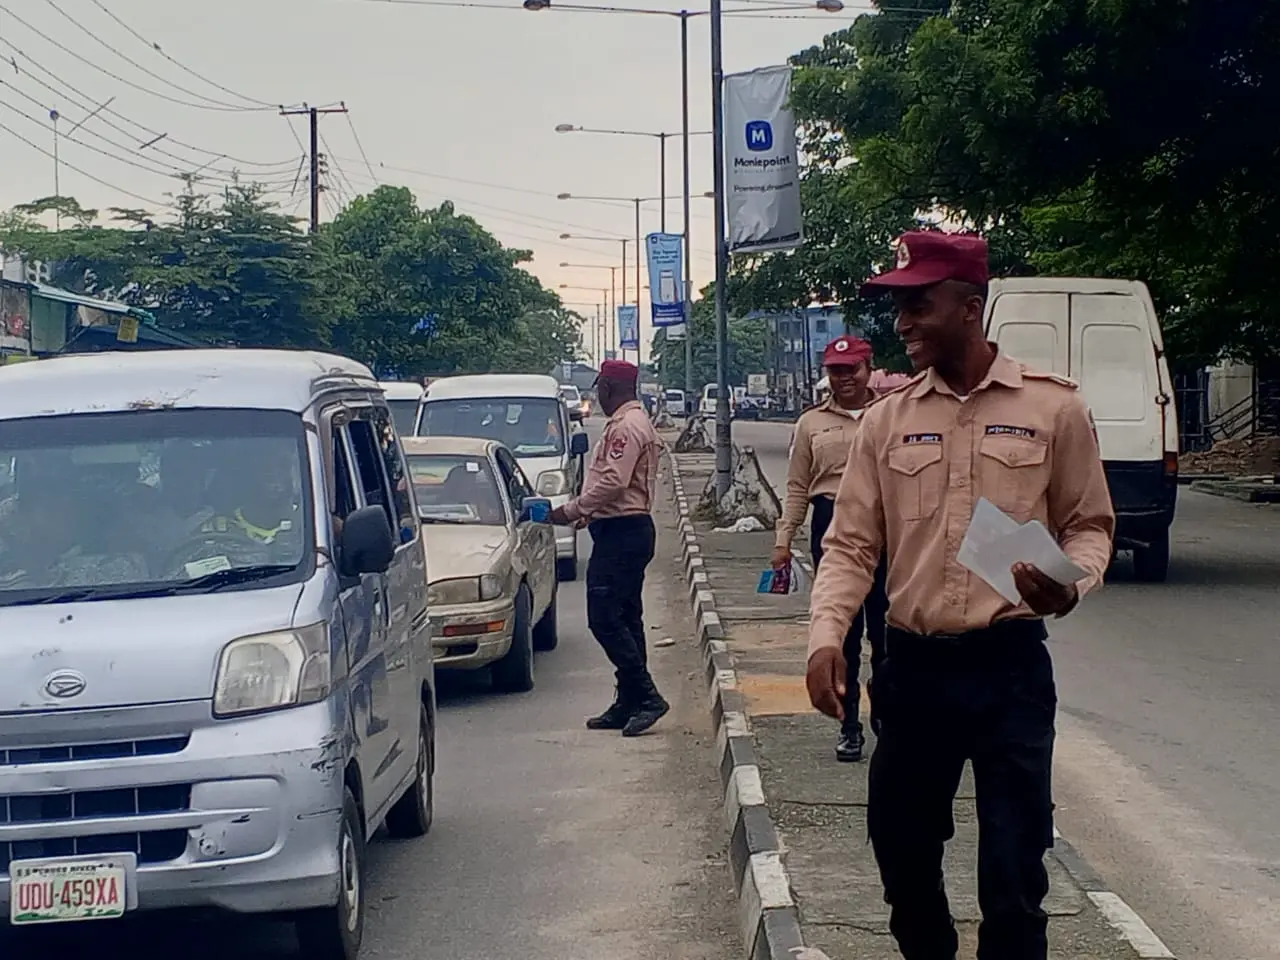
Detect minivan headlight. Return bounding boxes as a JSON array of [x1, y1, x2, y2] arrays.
[[536, 469, 569, 496], [213, 622, 330, 718]]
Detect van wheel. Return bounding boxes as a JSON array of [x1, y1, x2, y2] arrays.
[[533, 586, 559, 652], [492, 586, 535, 693], [385, 704, 434, 839], [295, 787, 365, 960], [1133, 531, 1170, 583]]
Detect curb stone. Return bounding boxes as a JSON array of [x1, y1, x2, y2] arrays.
[[665, 455, 1177, 960]]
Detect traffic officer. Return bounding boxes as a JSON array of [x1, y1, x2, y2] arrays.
[[550, 360, 668, 737], [806, 231, 1115, 960], [772, 334, 888, 763]]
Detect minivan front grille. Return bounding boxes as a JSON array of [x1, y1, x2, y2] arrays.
[[0, 784, 192, 875], [0, 735, 190, 767]]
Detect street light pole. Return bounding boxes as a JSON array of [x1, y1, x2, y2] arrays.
[[710, 0, 732, 497], [658, 133, 667, 233], [680, 10, 694, 412], [634, 197, 642, 366]]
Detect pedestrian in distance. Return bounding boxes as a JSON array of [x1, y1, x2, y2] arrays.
[[806, 231, 1115, 960], [772, 334, 888, 763], [550, 360, 669, 737]]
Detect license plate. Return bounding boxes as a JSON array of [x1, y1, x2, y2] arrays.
[[10, 854, 134, 925]]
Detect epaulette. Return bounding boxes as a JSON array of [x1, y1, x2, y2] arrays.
[[1021, 369, 1080, 390]]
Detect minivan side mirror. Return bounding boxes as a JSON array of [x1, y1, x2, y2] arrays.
[[570, 432, 589, 456], [520, 496, 553, 524], [568, 408, 584, 422], [339, 505, 396, 577]]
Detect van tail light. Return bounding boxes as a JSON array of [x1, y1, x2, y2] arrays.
[[1163, 451, 1178, 477]]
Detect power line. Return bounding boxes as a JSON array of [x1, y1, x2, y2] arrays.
[[0, 34, 300, 170], [0, 4, 274, 113], [39, 0, 279, 112], [344, 108, 379, 185], [84, 0, 280, 109], [0, 116, 164, 207]]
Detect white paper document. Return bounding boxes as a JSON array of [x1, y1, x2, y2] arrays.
[[957, 498, 1089, 605]]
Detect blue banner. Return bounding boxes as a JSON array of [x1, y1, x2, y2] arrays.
[[645, 232, 686, 326], [617, 305, 639, 350]]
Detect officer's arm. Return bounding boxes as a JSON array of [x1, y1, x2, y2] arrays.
[[562, 422, 641, 523], [807, 410, 885, 658], [775, 418, 814, 548], [1049, 393, 1116, 600]]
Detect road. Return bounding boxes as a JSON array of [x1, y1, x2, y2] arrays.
[[3, 419, 738, 960], [732, 417, 1280, 960]]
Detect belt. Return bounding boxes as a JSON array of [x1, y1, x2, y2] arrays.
[[885, 618, 1047, 664]]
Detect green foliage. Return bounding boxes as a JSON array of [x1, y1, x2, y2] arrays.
[[730, 0, 1280, 370], [0, 183, 581, 375], [651, 284, 772, 389]]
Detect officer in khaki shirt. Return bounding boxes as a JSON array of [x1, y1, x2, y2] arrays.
[[551, 360, 668, 737], [807, 232, 1114, 960], [773, 334, 888, 763]]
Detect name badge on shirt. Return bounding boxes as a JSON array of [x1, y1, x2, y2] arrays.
[[901, 433, 943, 445], [985, 424, 1037, 439]]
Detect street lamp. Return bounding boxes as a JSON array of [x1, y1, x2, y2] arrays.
[[528, 0, 846, 492], [560, 261, 621, 357], [558, 233, 629, 356], [555, 124, 711, 232], [560, 284, 610, 365]]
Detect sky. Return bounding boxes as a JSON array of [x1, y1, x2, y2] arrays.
[[0, 0, 871, 361]]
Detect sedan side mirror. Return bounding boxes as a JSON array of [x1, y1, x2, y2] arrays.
[[339, 505, 396, 577], [520, 496, 553, 524], [570, 432, 589, 456]]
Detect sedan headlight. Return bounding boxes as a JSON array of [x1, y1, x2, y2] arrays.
[[213, 623, 330, 718], [536, 469, 569, 496], [429, 575, 507, 606]]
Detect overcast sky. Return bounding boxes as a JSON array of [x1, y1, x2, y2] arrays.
[[0, 0, 867, 359]]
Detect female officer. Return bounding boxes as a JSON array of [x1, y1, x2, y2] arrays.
[[772, 335, 888, 762]]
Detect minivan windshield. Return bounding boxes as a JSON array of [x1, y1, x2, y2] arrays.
[[0, 408, 313, 606], [418, 397, 565, 457], [386, 399, 420, 438]]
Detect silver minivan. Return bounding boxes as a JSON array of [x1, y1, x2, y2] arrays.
[[0, 350, 434, 959]]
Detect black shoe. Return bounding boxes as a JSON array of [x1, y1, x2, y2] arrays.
[[586, 689, 633, 730], [622, 688, 670, 737], [836, 727, 864, 763]]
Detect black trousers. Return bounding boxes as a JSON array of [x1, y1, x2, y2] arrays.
[[867, 620, 1056, 960], [586, 514, 657, 695], [809, 494, 888, 735]]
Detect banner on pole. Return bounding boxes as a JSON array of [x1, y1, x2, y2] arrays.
[[617, 305, 639, 350], [723, 64, 804, 255], [644, 232, 686, 326], [665, 322, 686, 341]]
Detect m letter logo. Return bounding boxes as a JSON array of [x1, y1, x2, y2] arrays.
[[745, 120, 772, 152]]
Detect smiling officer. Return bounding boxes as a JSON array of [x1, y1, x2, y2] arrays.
[[806, 232, 1115, 960]]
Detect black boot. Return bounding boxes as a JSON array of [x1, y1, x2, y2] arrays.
[[586, 686, 633, 730], [836, 723, 865, 763], [621, 676, 669, 737]]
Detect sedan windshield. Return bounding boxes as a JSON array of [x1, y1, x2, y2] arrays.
[[418, 397, 565, 457], [408, 454, 507, 525], [0, 409, 312, 605]]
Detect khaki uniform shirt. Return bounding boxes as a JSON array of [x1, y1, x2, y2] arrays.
[[809, 352, 1115, 655], [776, 397, 872, 548], [563, 400, 660, 523]]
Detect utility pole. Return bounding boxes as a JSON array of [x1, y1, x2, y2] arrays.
[[680, 10, 695, 414], [280, 103, 348, 233]]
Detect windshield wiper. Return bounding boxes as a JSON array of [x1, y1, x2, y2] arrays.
[[419, 516, 470, 525], [180, 563, 298, 592]]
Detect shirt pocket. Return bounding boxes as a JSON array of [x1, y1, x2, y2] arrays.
[[811, 429, 853, 478], [886, 442, 945, 521], [978, 435, 1050, 516]]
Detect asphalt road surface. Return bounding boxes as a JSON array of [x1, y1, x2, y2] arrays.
[[733, 417, 1280, 960], [3, 418, 739, 960]]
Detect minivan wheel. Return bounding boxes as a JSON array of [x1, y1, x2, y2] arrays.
[[1133, 530, 1171, 583], [385, 704, 434, 838], [295, 787, 365, 960], [492, 586, 535, 693], [533, 585, 559, 652]]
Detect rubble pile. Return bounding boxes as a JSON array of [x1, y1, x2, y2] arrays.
[[1182, 435, 1280, 477]]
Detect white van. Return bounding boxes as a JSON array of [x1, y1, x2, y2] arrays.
[[416, 374, 588, 580], [378, 381, 424, 437], [699, 383, 719, 417], [984, 278, 1179, 581]]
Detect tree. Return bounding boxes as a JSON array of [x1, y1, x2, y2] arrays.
[[651, 283, 772, 389]]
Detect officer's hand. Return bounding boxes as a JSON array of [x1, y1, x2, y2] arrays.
[[1012, 562, 1078, 617], [549, 506, 570, 525], [805, 647, 847, 720], [770, 545, 792, 570]]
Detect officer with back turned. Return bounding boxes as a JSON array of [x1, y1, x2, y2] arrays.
[[806, 232, 1115, 960], [550, 360, 668, 737]]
